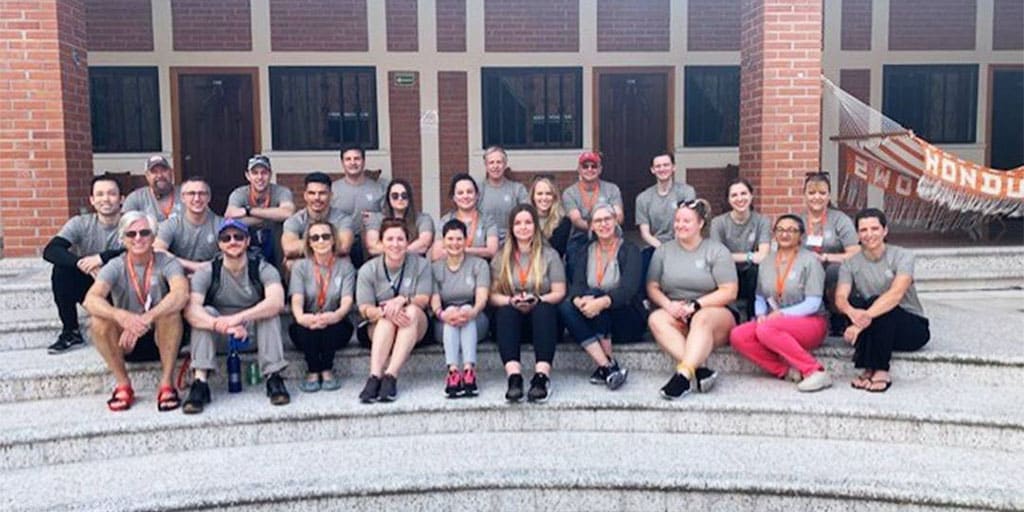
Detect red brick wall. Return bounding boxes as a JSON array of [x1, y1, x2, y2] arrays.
[[436, 0, 465, 52], [993, 0, 1024, 50], [270, 0, 367, 51], [738, 0, 822, 218], [171, 0, 252, 51], [0, 0, 93, 256], [686, 165, 740, 217], [484, 0, 579, 52], [688, 0, 741, 51], [438, 71, 468, 204], [388, 72, 422, 205], [85, 0, 152, 51], [840, 0, 871, 51], [597, 0, 670, 52], [888, 0, 976, 50], [386, 0, 418, 52]]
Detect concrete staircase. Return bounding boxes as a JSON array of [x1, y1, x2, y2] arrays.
[[0, 250, 1022, 511]]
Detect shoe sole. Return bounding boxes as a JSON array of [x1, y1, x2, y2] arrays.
[[659, 388, 691, 401], [445, 390, 461, 399], [378, 394, 396, 402], [47, 342, 85, 355], [697, 372, 718, 393], [505, 393, 524, 403], [798, 382, 833, 392], [606, 369, 628, 391], [359, 396, 377, 404]]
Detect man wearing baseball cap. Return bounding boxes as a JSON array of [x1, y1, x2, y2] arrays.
[[123, 155, 183, 222], [183, 219, 290, 413], [562, 151, 624, 270], [224, 154, 296, 266]]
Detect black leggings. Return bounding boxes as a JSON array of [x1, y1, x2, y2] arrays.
[[288, 320, 353, 373], [51, 265, 93, 333], [494, 302, 559, 366], [735, 263, 758, 321], [851, 296, 930, 371]]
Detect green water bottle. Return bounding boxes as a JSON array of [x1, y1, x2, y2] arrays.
[[246, 361, 262, 386]]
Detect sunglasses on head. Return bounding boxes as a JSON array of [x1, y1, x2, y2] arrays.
[[218, 232, 248, 243], [124, 229, 153, 239], [677, 199, 706, 215], [390, 192, 409, 200], [308, 233, 333, 242]]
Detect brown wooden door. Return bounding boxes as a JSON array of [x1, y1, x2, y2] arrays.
[[176, 73, 256, 213], [597, 72, 669, 228]]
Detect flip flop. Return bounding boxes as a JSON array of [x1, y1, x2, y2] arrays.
[[866, 378, 892, 393], [107, 383, 135, 412], [156, 385, 181, 412], [850, 372, 874, 390]]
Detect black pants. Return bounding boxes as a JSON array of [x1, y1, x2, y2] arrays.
[[735, 263, 759, 321], [51, 265, 93, 333], [289, 320, 353, 373], [494, 302, 559, 365], [851, 296, 930, 371]]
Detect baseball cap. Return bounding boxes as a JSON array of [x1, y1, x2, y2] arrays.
[[145, 155, 171, 171], [578, 151, 601, 166], [247, 154, 271, 172], [217, 218, 250, 236]]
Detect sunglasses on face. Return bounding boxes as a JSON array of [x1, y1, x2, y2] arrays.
[[218, 232, 248, 243], [308, 233, 333, 242], [124, 229, 153, 239], [774, 227, 802, 234], [390, 192, 409, 200], [581, 163, 599, 169]]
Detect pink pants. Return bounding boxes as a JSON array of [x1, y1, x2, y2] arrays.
[[729, 315, 827, 378]]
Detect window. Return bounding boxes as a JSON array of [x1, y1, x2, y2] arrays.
[[269, 67, 378, 151], [883, 65, 978, 144], [89, 67, 161, 153], [482, 67, 582, 149], [684, 66, 740, 147]]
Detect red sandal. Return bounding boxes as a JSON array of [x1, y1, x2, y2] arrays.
[[106, 384, 135, 412], [156, 385, 181, 412]]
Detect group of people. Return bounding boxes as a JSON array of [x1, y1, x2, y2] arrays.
[[42, 145, 931, 413]]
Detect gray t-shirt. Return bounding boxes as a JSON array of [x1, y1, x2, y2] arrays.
[[367, 211, 435, 236], [288, 257, 356, 313], [492, 246, 566, 295], [562, 180, 623, 238], [756, 249, 826, 314], [356, 254, 433, 307], [156, 212, 223, 263], [586, 242, 622, 291], [432, 256, 491, 307], [800, 208, 858, 254], [478, 179, 529, 239], [635, 182, 696, 244], [647, 239, 737, 301], [436, 211, 498, 249], [838, 245, 924, 318], [709, 211, 772, 254], [227, 183, 294, 228], [191, 259, 281, 312], [96, 252, 184, 313], [56, 213, 122, 257], [330, 177, 385, 231], [123, 186, 184, 222], [283, 207, 355, 238]]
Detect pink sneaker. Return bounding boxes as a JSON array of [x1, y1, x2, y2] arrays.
[[462, 367, 478, 397], [445, 369, 463, 398]]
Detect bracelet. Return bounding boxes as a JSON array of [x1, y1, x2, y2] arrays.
[[691, 299, 703, 313], [244, 205, 251, 216]]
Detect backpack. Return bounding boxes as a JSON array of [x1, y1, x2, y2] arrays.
[[203, 254, 266, 306]]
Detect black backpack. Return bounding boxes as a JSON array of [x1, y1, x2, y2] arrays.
[[203, 254, 266, 306]]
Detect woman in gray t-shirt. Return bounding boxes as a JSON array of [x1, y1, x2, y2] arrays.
[[800, 173, 860, 333], [835, 208, 930, 393], [431, 173, 499, 261], [647, 199, 738, 400], [364, 179, 435, 258], [288, 221, 356, 393], [709, 178, 771, 320]]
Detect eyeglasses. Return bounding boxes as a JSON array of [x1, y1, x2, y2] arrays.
[[308, 233, 333, 242], [124, 229, 153, 239], [218, 232, 248, 243], [390, 192, 409, 200], [182, 190, 209, 197], [592, 216, 615, 225], [581, 163, 599, 169], [774, 227, 802, 234]]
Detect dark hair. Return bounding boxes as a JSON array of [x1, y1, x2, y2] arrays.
[[90, 173, 121, 195], [449, 172, 478, 198], [379, 217, 411, 241], [803, 171, 831, 192], [339, 144, 365, 160], [854, 208, 888, 229], [726, 177, 754, 197], [384, 179, 419, 237], [442, 219, 468, 238], [774, 214, 806, 234], [304, 172, 331, 187], [652, 152, 675, 165]]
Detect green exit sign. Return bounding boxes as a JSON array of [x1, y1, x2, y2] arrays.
[[393, 72, 416, 87]]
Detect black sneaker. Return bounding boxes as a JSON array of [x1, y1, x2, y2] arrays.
[[695, 367, 718, 393], [359, 375, 381, 403], [266, 373, 290, 406], [378, 374, 398, 402], [527, 373, 551, 403], [659, 373, 691, 400], [182, 380, 211, 414], [47, 330, 85, 354], [505, 374, 524, 403], [605, 361, 628, 391], [589, 366, 609, 385]]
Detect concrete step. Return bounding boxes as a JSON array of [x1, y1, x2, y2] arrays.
[[1, 429, 1020, 511], [1, 369, 1019, 472], [913, 246, 1024, 291]]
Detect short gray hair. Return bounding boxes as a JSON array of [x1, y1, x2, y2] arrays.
[[118, 210, 158, 239]]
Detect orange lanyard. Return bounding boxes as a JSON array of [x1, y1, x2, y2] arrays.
[[514, 250, 532, 290], [249, 186, 270, 209], [158, 189, 175, 219], [126, 254, 154, 311], [458, 211, 479, 247], [774, 251, 797, 303], [314, 257, 334, 311], [580, 183, 599, 213], [595, 240, 618, 287]]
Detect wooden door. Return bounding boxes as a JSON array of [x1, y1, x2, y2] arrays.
[[176, 72, 256, 213], [597, 71, 670, 228]]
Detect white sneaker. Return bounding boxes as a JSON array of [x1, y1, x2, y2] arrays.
[[797, 371, 832, 392]]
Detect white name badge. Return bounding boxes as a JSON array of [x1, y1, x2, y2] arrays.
[[806, 235, 824, 248]]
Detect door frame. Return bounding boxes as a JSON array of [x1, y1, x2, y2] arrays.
[[591, 67, 675, 155], [985, 64, 1023, 168], [170, 67, 262, 183]]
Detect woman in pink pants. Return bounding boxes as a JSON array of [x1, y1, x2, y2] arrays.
[[729, 214, 831, 392]]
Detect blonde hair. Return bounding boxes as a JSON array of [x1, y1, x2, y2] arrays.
[[118, 211, 158, 239], [676, 198, 713, 238], [528, 176, 565, 240], [494, 204, 546, 295]]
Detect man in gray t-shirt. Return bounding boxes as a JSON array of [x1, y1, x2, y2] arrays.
[[123, 155, 183, 222], [635, 153, 696, 247], [562, 152, 623, 273], [478, 148, 529, 242], [224, 154, 296, 265], [183, 219, 290, 414], [154, 177, 222, 274], [331, 146, 385, 267]]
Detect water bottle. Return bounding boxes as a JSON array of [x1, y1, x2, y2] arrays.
[[227, 335, 243, 393]]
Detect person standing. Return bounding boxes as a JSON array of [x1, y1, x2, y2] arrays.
[[223, 154, 296, 265], [331, 144, 385, 267], [477, 146, 528, 243], [123, 155, 183, 222]]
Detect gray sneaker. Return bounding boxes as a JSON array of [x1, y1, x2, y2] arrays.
[[605, 362, 628, 391], [797, 371, 832, 392]]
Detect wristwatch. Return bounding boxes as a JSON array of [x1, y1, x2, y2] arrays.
[[243, 205, 252, 216]]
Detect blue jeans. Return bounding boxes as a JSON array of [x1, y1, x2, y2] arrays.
[[558, 289, 648, 347]]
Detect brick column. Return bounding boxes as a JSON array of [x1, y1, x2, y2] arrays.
[[437, 71, 468, 209], [738, 0, 822, 218], [0, 0, 92, 257], [388, 71, 423, 205]]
